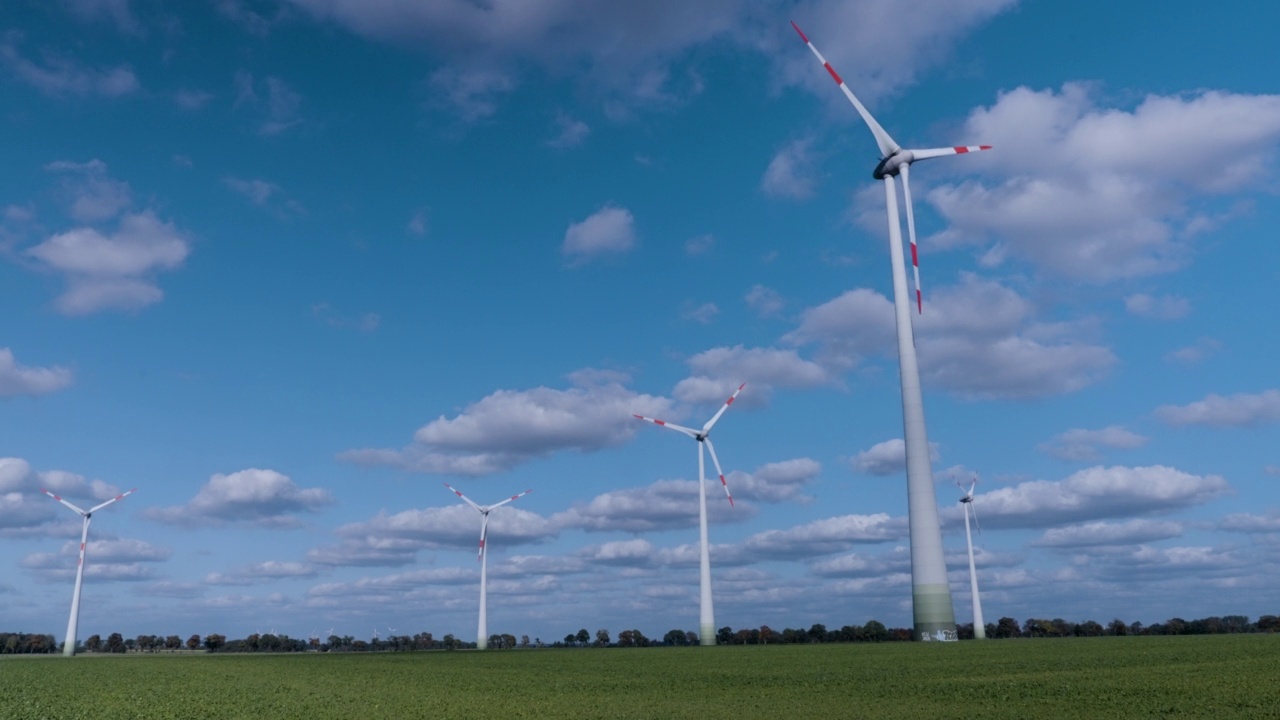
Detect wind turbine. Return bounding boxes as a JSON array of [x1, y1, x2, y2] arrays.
[[958, 476, 986, 639], [443, 483, 532, 650], [793, 21, 991, 641], [42, 487, 136, 656], [633, 383, 742, 646]]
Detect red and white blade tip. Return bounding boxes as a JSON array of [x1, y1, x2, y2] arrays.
[[956, 146, 992, 153], [41, 489, 59, 500], [790, 20, 809, 43], [633, 414, 666, 425]]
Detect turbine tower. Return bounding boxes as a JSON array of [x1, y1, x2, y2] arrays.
[[793, 21, 991, 641], [958, 477, 986, 639], [42, 487, 137, 656], [443, 483, 532, 650], [634, 383, 742, 646]]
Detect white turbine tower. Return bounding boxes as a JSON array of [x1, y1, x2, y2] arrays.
[[634, 383, 742, 646], [42, 487, 136, 657], [443, 483, 532, 650], [793, 21, 991, 641], [958, 476, 986, 639]]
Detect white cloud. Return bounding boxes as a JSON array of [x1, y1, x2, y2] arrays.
[[684, 234, 714, 256], [174, 89, 215, 110], [144, 468, 334, 528], [1165, 337, 1222, 364], [552, 477, 743, 534], [45, 159, 132, 222], [929, 84, 1280, 281], [64, 0, 143, 34], [546, 111, 590, 148], [851, 438, 940, 476], [674, 345, 832, 407], [959, 465, 1229, 529], [232, 72, 304, 134], [760, 138, 816, 200], [681, 302, 719, 324], [0, 348, 73, 398], [744, 285, 784, 318], [742, 513, 906, 559], [1038, 426, 1148, 462], [427, 66, 514, 122], [311, 502, 553, 568], [0, 34, 139, 98], [407, 209, 428, 236], [1219, 511, 1280, 534], [27, 210, 190, 315], [561, 205, 636, 263], [1125, 293, 1190, 320], [223, 177, 280, 206], [786, 275, 1115, 399], [22, 537, 169, 582], [1155, 390, 1280, 427], [1034, 519, 1183, 548], [340, 375, 673, 475], [728, 458, 822, 503], [206, 561, 319, 586]]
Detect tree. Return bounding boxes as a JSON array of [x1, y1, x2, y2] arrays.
[[166, 635, 182, 651], [187, 635, 201, 650], [204, 634, 226, 651], [808, 624, 827, 643], [758, 625, 776, 644], [564, 633, 577, 647], [685, 631, 698, 646], [862, 620, 889, 642], [717, 627, 733, 645], [443, 634, 457, 650], [520, 635, 530, 649], [85, 634, 102, 652], [107, 633, 125, 653], [663, 629, 687, 646], [595, 628, 610, 647], [1107, 619, 1128, 636]]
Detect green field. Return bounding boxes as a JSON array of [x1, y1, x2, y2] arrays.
[[3, 635, 1277, 719]]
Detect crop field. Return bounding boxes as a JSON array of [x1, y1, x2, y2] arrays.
[[3, 635, 1276, 719]]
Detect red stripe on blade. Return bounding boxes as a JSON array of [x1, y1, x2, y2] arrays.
[[911, 243, 918, 265], [790, 21, 809, 43], [954, 146, 969, 153], [824, 64, 842, 85]]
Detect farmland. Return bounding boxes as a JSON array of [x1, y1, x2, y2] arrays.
[[3, 635, 1276, 719]]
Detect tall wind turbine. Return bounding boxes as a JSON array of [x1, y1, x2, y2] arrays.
[[958, 477, 986, 639], [443, 483, 532, 650], [634, 383, 742, 646], [42, 487, 136, 656], [793, 21, 991, 641]]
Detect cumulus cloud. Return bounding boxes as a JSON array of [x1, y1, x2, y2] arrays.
[[546, 111, 590, 148], [852, 439, 940, 476], [760, 138, 816, 200], [1125, 293, 1190, 320], [144, 469, 333, 528], [561, 205, 636, 263], [680, 302, 719, 324], [310, 501, 553, 567], [741, 513, 906, 559], [1154, 390, 1280, 427], [22, 537, 169, 582], [744, 285, 784, 318], [958, 465, 1229, 529], [552, 478, 743, 534], [684, 234, 714, 255], [0, 458, 129, 534], [0, 349, 73, 398], [1037, 426, 1148, 462], [45, 159, 132, 222], [428, 66, 515, 122], [1164, 337, 1221, 364], [786, 275, 1115, 399], [674, 345, 832, 408], [205, 561, 319, 586], [1219, 511, 1280, 534], [1033, 519, 1183, 548], [0, 34, 139, 98], [929, 84, 1280, 281], [340, 374, 673, 475]]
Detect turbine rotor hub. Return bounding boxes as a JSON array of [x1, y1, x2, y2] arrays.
[[872, 150, 914, 179]]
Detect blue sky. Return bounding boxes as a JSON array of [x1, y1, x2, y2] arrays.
[[3, 0, 1279, 645]]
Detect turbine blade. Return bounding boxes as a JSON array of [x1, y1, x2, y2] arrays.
[[478, 513, 489, 562], [443, 482, 484, 513], [701, 383, 744, 433], [633, 414, 699, 438], [791, 21, 899, 158], [87, 487, 137, 515], [486, 488, 533, 511], [900, 163, 922, 314], [41, 489, 87, 516], [703, 438, 734, 507], [970, 502, 981, 535], [907, 145, 992, 161]]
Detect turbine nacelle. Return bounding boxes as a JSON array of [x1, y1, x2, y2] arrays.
[[873, 150, 915, 180]]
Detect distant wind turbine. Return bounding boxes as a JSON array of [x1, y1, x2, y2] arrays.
[[793, 21, 992, 641], [42, 487, 137, 656], [634, 383, 742, 646], [444, 483, 533, 650], [958, 477, 986, 639]]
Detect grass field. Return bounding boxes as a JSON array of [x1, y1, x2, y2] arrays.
[[3, 635, 1277, 719]]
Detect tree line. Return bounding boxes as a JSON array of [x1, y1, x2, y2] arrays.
[[6, 614, 1278, 655]]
